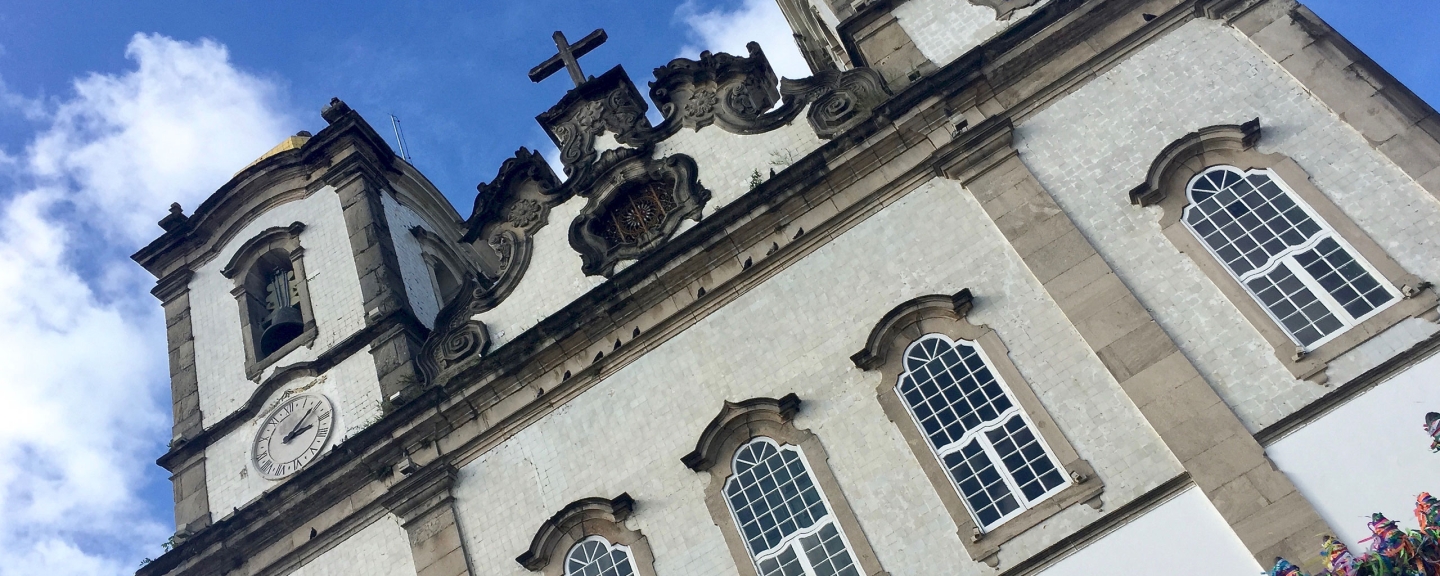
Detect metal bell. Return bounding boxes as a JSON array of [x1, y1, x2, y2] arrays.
[[259, 305, 304, 356]]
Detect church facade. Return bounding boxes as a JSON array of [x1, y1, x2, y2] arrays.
[[132, 1, 1440, 575]]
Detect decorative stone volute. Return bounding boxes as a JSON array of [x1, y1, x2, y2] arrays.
[[648, 42, 781, 134]]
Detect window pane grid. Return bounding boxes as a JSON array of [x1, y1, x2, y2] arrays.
[[726, 439, 860, 576], [1293, 238, 1394, 319], [897, 335, 1069, 531], [942, 439, 1021, 527], [985, 415, 1067, 501], [726, 442, 828, 556], [1186, 170, 1321, 277], [1185, 167, 1398, 349], [899, 340, 1012, 454], [566, 539, 637, 576], [800, 523, 860, 576], [1245, 262, 1343, 346]]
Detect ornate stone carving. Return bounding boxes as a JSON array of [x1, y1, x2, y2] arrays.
[[569, 154, 711, 277], [536, 66, 653, 188], [464, 147, 566, 298], [968, 0, 1041, 20], [417, 274, 493, 386], [781, 67, 891, 138], [648, 42, 782, 135], [648, 42, 890, 140]]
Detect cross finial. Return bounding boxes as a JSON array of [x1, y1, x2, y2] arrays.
[[529, 29, 608, 88]]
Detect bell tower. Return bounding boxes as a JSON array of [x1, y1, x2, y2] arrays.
[[133, 98, 485, 538]]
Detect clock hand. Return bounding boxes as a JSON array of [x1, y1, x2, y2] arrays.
[[282, 405, 318, 444]]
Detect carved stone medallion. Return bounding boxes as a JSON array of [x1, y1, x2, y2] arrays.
[[569, 154, 711, 277]]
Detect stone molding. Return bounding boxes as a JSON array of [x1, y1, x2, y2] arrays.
[[1206, 0, 1440, 201], [380, 463, 477, 576], [219, 221, 320, 381], [515, 494, 658, 576], [1130, 118, 1438, 381], [569, 154, 712, 277], [850, 289, 974, 370], [683, 395, 889, 576], [851, 290, 1102, 566]]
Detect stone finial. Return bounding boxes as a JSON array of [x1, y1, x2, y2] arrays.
[[159, 203, 188, 232], [321, 97, 352, 124]]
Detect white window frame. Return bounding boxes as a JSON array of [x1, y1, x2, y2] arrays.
[[564, 535, 638, 576], [724, 437, 861, 576], [1183, 166, 1400, 351], [896, 334, 1070, 532]]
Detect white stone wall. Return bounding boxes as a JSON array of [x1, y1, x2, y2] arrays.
[[453, 177, 1180, 574], [478, 194, 604, 349], [895, 0, 1045, 67], [653, 119, 823, 210], [1268, 349, 1440, 550], [1014, 18, 1440, 431], [287, 514, 415, 576], [188, 187, 368, 427], [1035, 487, 1261, 576], [382, 192, 442, 329], [204, 350, 384, 517]]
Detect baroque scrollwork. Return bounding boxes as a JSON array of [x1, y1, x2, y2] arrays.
[[648, 42, 781, 135], [569, 154, 711, 277], [416, 147, 564, 384], [647, 42, 890, 140], [781, 67, 890, 138], [417, 273, 493, 385]]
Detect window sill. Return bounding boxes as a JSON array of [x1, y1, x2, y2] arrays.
[[961, 458, 1103, 567]]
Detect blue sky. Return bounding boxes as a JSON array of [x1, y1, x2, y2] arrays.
[[0, 1, 1434, 574]]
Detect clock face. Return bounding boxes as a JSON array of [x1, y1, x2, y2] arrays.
[[252, 393, 335, 480]]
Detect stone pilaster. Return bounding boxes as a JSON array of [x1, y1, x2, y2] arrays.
[[152, 268, 211, 534], [937, 120, 1332, 573], [380, 464, 475, 576], [327, 162, 425, 405]]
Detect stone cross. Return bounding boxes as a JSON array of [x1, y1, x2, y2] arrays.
[[528, 29, 609, 87]]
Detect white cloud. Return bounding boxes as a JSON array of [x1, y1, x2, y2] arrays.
[[677, 0, 814, 81], [0, 33, 292, 575]]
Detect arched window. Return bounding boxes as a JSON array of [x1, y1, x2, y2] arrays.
[[564, 537, 637, 576], [427, 257, 462, 308], [1182, 166, 1397, 350], [516, 494, 658, 576], [221, 222, 317, 378], [852, 291, 1099, 565], [1130, 120, 1435, 381], [244, 249, 306, 358], [897, 335, 1067, 531], [724, 438, 860, 576]]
